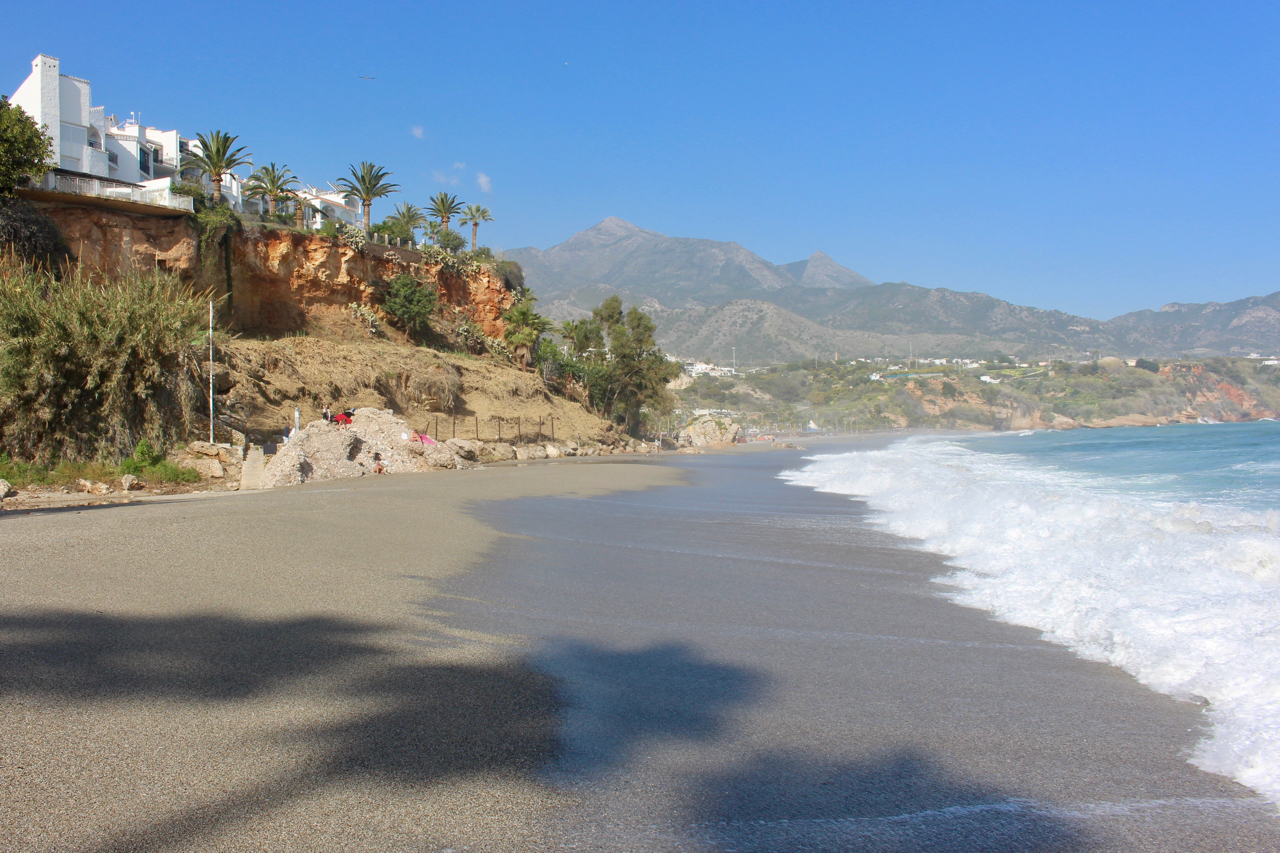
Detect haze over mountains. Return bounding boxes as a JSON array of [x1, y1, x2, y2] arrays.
[[505, 218, 1280, 363]]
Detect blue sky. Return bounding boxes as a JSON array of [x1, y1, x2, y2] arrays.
[[5, 1, 1278, 320]]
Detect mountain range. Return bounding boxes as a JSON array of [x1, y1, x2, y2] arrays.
[[505, 218, 1280, 363]]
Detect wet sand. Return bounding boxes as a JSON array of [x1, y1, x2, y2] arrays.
[[1, 444, 1277, 851]]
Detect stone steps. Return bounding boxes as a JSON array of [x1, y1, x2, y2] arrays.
[[239, 446, 265, 490]]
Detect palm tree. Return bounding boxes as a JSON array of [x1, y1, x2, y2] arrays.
[[335, 162, 399, 231], [424, 220, 442, 246], [503, 300, 552, 371], [244, 162, 298, 216], [293, 192, 318, 229], [187, 131, 252, 207], [385, 202, 428, 242], [459, 203, 493, 251], [427, 191, 464, 232]]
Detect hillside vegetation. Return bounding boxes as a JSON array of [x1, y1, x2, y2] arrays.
[[674, 356, 1280, 433]]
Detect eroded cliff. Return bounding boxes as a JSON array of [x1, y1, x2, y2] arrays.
[[30, 200, 516, 337]]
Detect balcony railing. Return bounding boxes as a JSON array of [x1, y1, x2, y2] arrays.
[[107, 150, 118, 166], [36, 173, 194, 212]]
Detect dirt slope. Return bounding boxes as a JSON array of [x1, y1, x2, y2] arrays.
[[217, 337, 613, 445]]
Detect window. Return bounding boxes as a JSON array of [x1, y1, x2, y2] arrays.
[[139, 149, 151, 174]]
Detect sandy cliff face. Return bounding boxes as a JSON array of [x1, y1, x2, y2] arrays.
[[215, 230, 517, 337], [35, 201, 198, 275], [31, 200, 515, 337]]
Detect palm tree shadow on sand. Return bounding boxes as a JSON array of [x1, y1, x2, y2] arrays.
[[1, 612, 1094, 852], [0, 611, 761, 852]]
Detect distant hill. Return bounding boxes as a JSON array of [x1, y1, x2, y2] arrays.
[[508, 219, 1280, 362], [504, 217, 872, 307], [1107, 292, 1280, 356]]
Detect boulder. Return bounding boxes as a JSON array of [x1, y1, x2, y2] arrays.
[[121, 474, 142, 491], [482, 442, 516, 462], [217, 444, 245, 464], [677, 447, 706, 454], [76, 479, 113, 495], [678, 415, 742, 447], [446, 438, 481, 461], [184, 440, 221, 458], [0, 479, 15, 498], [180, 458, 225, 479], [545, 444, 561, 459]]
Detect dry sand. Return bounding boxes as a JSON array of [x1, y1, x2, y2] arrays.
[[0, 460, 681, 853]]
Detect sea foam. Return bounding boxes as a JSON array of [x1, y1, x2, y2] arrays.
[[782, 436, 1280, 803]]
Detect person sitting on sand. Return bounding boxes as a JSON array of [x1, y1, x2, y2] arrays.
[[372, 453, 386, 475]]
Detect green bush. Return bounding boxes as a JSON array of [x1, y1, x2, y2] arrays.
[[0, 257, 212, 463], [146, 459, 200, 483], [1135, 358, 1160, 373], [132, 437, 163, 466], [169, 180, 209, 212], [493, 260, 525, 296], [382, 273, 437, 339]]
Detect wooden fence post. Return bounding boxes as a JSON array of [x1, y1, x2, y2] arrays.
[[474, 416, 479, 440]]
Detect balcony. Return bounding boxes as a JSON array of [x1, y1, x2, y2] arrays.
[[30, 172, 194, 213]]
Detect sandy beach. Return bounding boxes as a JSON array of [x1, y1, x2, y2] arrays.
[[2, 444, 1278, 851]]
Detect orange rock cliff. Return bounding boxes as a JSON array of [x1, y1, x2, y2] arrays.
[[32, 200, 517, 337]]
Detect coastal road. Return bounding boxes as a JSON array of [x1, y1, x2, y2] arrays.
[[0, 446, 1277, 851]]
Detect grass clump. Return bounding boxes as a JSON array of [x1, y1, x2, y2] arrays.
[[0, 255, 214, 464], [119, 440, 199, 484]]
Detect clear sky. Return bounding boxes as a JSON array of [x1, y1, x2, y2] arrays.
[[5, 1, 1278, 320]]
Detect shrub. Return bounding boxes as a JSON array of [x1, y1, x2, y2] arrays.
[[420, 244, 476, 277], [493, 260, 525, 296], [169, 180, 209, 211], [382, 273, 437, 339], [336, 221, 367, 250], [0, 256, 211, 463], [317, 220, 339, 238], [436, 227, 466, 254], [1135, 358, 1160, 373], [132, 437, 163, 466]]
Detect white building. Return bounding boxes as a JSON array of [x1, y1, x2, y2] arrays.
[[9, 54, 243, 211], [296, 185, 360, 228]]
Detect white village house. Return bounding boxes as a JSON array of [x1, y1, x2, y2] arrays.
[[9, 54, 359, 228]]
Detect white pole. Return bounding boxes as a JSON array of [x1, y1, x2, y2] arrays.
[[209, 300, 214, 444]]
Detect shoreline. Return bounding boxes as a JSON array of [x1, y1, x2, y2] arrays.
[[1, 448, 1277, 850]]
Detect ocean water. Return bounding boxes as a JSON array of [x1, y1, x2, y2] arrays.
[[781, 422, 1280, 803]]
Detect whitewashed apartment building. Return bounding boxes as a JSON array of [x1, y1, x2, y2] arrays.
[[9, 55, 256, 213]]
